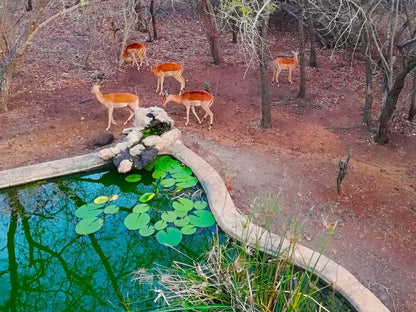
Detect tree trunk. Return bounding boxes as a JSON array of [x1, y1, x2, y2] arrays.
[[408, 70, 416, 122], [307, 20, 317, 68], [202, 0, 222, 65], [375, 58, 416, 143], [259, 13, 271, 128], [297, 0, 306, 99], [150, 0, 157, 40], [363, 29, 373, 126], [26, 0, 33, 11]]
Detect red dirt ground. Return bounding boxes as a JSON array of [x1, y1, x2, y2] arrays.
[[0, 11, 415, 311]]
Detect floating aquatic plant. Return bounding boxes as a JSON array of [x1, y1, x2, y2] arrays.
[[156, 227, 183, 246], [75, 217, 104, 235], [125, 174, 142, 183]]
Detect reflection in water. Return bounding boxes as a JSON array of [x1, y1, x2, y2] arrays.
[[0, 168, 217, 311]]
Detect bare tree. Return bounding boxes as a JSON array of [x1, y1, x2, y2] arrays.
[[297, 0, 306, 99], [217, 0, 277, 128], [202, 0, 222, 65]]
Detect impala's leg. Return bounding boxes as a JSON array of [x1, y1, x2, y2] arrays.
[[174, 73, 185, 95], [272, 64, 277, 83], [155, 77, 161, 93], [107, 107, 115, 131], [203, 106, 214, 130], [288, 68, 293, 84], [275, 66, 282, 87], [124, 107, 135, 125], [184, 103, 191, 126], [159, 76, 165, 95], [190, 105, 202, 124]]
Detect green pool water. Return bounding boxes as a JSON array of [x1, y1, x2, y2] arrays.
[[0, 158, 218, 311]]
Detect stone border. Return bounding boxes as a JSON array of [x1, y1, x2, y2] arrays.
[[0, 141, 390, 312]]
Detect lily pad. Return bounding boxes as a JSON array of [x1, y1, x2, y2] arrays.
[[156, 227, 183, 246], [109, 194, 119, 201], [152, 170, 166, 179], [160, 178, 176, 188], [181, 224, 197, 235], [174, 217, 190, 227], [175, 176, 198, 188], [140, 192, 155, 202], [173, 198, 194, 212], [133, 203, 150, 213], [103, 204, 119, 215], [154, 220, 168, 230], [194, 200, 208, 210], [189, 210, 216, 228], [75, 203, 103, 219], [94, 196, 109, 204], [174, 210, 188, 218], [170, 166, 193, 178], [161, 211, 177, 222], [124, 212, 151, 230], [125, 174, 142, 183], [75, 217, 104, 235], [139, 225, 155, 237]]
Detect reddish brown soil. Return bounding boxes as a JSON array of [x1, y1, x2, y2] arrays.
[[0, 12, 415, 312]]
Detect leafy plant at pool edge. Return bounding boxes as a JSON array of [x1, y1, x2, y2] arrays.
[[75, 156, 216, 247]]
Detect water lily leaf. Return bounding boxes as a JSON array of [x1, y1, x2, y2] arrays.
[[150, 156, 179, 172], [104, 204, 119, 214], [154, 220, 167, 230], [181, 224, 197, 235], [161, 211, 177, 222], [75, 217, 103, 235], [124, 213, 150, 230], [160, 178, 176, 188], [109, 194, 119, 201], [156, 227, 183, 246], [139, 225, 155, 237], [189, 210, 216, 228], [194, 200, 208, 210], [94, 196, 109, 204], [125, 174, 142, 183], [175, 176, 198, 188], [133, 203, 150, 213], [174, 210, 188, 218], [140, 193, 155, 202], [75, 203, 103, 219], [174, 217, 190, 227], [170, 166, 192, 178], [173, 198, 194, 212], [152, 170, 166, 179]]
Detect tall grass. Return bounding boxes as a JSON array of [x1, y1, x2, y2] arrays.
[[132, 194, 350, 311]]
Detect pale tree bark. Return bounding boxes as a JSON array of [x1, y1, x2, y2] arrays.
[[202, 0, 222, 65], [259, 12, 271, 128], [297, 0, 306, 99], [362, 28, 373, 126]]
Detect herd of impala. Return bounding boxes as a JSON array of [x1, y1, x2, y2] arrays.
[[90, 42, 298, 132]]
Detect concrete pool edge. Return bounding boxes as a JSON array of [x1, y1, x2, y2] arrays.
[[0, 142, 390, 312]]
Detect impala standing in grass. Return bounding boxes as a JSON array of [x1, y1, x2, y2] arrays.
[[272, 51, 299, 87], [91, 84, 139, 131], [121, 42, 148, 70], [161, 91, 214, 130], [152, 62, 185, 95]]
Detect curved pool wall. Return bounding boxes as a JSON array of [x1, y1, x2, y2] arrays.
[[0, 141, 390, 312]]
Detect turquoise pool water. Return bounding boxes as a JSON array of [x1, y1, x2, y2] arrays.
[[0, 159, 217, 311]]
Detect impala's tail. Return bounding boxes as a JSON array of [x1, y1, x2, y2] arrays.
[[77, 98, 94, 105]]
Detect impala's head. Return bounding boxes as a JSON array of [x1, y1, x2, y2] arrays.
[[91, 84, 100, 94], [161, 92, 169, 106], [291, 51, 299, 59]]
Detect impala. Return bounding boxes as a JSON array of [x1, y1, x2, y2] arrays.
[[91, 84, 139, 131], [152, 62, 185, 95], [161, 91, 214, 130], [121, 42, 148, 70], [272, 51, 299, 87]]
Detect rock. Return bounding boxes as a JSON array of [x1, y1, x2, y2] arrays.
[[126, 129, 143, 147], [98, 148, 116, 160], [130, 144, 146, 157], [142, 128, 180, 152], [118, 159, 133, 173], [94, 133, 114, 147], [141, 147, 158, 167], [110, 142, 129, 156]]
